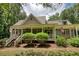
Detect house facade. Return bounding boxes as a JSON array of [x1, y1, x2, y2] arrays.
[[5, 14, 79, 46]]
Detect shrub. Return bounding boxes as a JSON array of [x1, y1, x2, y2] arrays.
[[55, 35, 68, 47], [0, 39, 6, 48], [36, 32, 48, 41], [22, 33, 35, 40], [67, 37, 79, 47]]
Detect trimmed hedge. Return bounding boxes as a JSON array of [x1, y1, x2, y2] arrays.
[[22, 33, 35, 40], [67, 37, 79, 47], [56, 35, 68, 47], [36, 32, 48, 41], [22, 32, 48, 41]]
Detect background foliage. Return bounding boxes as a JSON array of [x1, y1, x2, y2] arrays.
[[0, 3, 26, 39], [48, 4, 79, 24]]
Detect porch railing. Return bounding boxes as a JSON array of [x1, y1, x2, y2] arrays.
[[5, 34, 18, 46]]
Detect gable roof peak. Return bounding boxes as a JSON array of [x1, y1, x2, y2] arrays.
[[13, 14, 46, 26], [28, 13, 34, 16]]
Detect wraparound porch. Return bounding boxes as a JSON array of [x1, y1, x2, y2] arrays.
[[10, 24, 79, 40]]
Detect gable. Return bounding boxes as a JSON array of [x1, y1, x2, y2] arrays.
[[13, 14, 46, 27], [23, 14, 41, 25]]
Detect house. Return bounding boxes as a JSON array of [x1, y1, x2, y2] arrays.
[[5, 14, 79, 46]]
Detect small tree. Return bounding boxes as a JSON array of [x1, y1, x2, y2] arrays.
[[36, 32, 48, 43], [22, 33, 35, 43]]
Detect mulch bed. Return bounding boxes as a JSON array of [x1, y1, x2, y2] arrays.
[[19, 43, 57, 48]]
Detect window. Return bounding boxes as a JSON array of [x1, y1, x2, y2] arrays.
[[63, 21, 67, 25], [31, 18, 32, 20]]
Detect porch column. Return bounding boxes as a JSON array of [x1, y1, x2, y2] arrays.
[[52, 28, 53, 39], [64, 29, 66, 37], [69, 29, 72, 38], [72, 29, 75, 37], [15, 29, 16, 35], [31, 27, 33, 33], [21, 29, 23, 35], [64, 29, 67, 38], [10, 28, 12, 37], [53, 28, 56, 40], [42, 27, 43, 32], [76, 27, 78, 37]]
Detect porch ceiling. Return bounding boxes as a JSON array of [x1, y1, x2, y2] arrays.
[[55, 24, 79, 29], [11, 24, 79, 29], [11, 24, 55, 29]]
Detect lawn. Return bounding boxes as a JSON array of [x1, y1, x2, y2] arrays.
[[0, 47, 79, 56]]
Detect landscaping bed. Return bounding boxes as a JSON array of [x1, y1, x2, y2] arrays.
[[1, 33, 79, 56]]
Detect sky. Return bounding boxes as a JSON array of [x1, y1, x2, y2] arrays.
[[22, 3, 74, 19]]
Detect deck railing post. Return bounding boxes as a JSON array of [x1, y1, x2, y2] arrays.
[[21, 29, 23, 35], [15, 29, 16, 35]]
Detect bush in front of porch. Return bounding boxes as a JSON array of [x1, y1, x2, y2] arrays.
[[22, 33, 35, 43], [22, 32, 49, 41], [35, 32, 49, 47], [22, 32, 49, 47], [67, 37, 79, 47], [36, 32, 48, 41], [56, 35, 79, 47], [55, 35, 68, 47], [22, 33, 35, 40]]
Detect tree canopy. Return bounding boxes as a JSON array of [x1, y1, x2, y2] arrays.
[[0, 3, 26, 39], [48, 13, 60, 21], [48, 3, 79, 24]]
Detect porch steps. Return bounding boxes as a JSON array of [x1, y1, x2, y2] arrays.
[[14, 35, 23, 46], [5, 35, 18, 47]]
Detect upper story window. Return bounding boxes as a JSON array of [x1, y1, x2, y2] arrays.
[[63, 21, 67, 25], [31, 18, 32, 20]]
